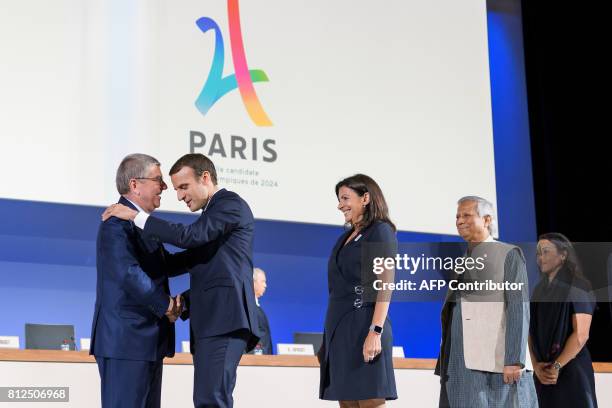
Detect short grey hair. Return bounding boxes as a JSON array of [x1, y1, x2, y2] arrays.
[[116, 153, 161, 195], [253, 267, 265, 280], [457, 195, 498, 236]]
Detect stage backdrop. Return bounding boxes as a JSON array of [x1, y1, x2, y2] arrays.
[[0, 0, 534, 358], [1, 0, 495, 236]]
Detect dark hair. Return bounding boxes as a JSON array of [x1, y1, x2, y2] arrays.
[[335, 174, 395, 231], [169, 153, 218, 185], [538, 232, 583, 278]]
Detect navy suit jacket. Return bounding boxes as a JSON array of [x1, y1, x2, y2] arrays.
[[90, 197, 182, 362], [142, 188, 262, 351], [247, 305, 272, 355]]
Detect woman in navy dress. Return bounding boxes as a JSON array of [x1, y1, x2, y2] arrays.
[[529, 233, 598, 407], [319, 174, 398, 407]]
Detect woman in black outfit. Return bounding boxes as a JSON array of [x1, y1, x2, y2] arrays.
[[529, 233, 598, 407], [319, 174, 398, 408]]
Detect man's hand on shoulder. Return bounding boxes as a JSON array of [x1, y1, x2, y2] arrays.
[[102, 203, 138, 222]]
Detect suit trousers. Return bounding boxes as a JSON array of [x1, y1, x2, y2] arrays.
[[192, 330, 250, 408], [96, 357, 163, 408]]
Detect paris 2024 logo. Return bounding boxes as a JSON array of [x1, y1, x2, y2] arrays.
[[195, 0, 272, 127]]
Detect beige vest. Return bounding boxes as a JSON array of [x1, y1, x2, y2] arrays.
[[455, 239, 531, 373]]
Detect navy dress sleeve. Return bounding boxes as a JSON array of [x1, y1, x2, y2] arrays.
[[569, 282, 596, 315], [363, 222, 397, 301]]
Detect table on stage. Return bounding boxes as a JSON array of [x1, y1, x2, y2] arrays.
[[1, 350, 611, 407]]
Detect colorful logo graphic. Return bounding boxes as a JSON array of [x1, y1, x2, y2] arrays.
[[195, 0, 272, 126]]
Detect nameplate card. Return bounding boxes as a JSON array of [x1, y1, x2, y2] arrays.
[[181, 341, 190, 353], [392, 346, 405, 358], [80, 338, 91, 351], [0, 336, 19, 349], [276, 343, 315, 355]]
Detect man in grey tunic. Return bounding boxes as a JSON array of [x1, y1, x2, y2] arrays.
[[435, 196, 537, 407]]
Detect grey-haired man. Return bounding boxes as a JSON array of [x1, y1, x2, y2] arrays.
[[435, 196, 537, 407]]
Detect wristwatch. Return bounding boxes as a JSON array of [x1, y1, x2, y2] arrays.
[[369, 324, 383, 335], [552, 361, 562, 371]]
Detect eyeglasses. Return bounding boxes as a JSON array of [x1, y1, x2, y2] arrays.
[[134, 176, 166, 185]]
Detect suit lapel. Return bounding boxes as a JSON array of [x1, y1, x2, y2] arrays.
[[333, 228, 352, 271]]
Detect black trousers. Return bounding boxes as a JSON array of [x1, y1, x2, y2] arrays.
[[192, 330, 249, 408]]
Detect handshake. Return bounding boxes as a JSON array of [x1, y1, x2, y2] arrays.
[[165, 295, 185, 323]]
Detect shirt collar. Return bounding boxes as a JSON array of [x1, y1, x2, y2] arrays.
[[202, 188, 222, 212], [125, 198, 149, 215]]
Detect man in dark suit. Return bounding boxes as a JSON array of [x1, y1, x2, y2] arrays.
[[91, 153, 184, 408], [103, 153, 261, 408], [249, 267, 273, 355]]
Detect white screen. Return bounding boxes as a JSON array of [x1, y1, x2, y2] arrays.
[[0, 0, 496, 235]]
